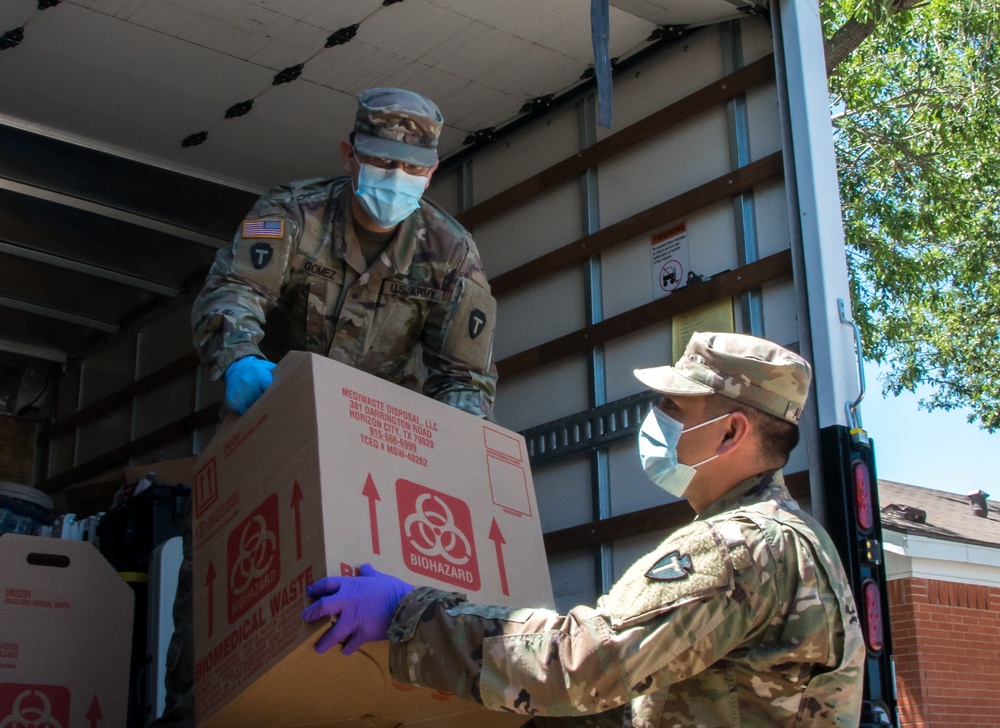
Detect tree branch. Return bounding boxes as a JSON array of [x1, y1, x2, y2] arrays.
[[824, 0, 928, 75]]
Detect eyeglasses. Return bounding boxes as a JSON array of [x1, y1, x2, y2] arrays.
[[353, 149, 432, 177]]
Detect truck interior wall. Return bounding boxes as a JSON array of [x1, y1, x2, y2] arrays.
[[38, 16, 813, 617], [431, 16, 807, 610], [494, 356, 592, 433], [494, 263, 589, 362], [75, 335, 136, 464], [475, 179, 585, 278], [533, 457, 595, 534], [45, 303, 219, 487], [49, 368, 79, 478]]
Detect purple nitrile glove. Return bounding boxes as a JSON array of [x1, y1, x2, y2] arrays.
[[224, 356, 276, 414], [302, 563, 414, 656]]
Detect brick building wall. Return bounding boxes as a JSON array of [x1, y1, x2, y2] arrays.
[[888, 577, 1000, 727]]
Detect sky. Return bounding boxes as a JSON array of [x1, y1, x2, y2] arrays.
[[859, 360, 1000, 496]]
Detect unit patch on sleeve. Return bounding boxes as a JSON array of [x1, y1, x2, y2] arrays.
[[249, 242, 273, 269], [441, 278, 496, 369], [231, 224, 293, 296], [469, 309, 487, 339], [646, 551, 694, 581], [603, 520, 734, 630], [242, 219, 284, 239]]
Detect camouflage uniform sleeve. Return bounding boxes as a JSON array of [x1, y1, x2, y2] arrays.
[[191, 186, 303, 379], [420, 235, 498, 420], [388, 519, 774, 718]]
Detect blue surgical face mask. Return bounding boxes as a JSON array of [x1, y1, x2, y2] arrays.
[[637, 407, 731, 497], [353, 154, 427, 228]]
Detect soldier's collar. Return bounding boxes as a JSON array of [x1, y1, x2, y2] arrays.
[[695, 470, 786, 521]]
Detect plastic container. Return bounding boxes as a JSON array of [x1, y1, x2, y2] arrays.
[[97, 483, 190, 571], [0, 481, 55, 535]]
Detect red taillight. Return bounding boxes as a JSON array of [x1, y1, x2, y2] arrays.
[[863, 579, 884, 652], [853, 460, 873, 531]]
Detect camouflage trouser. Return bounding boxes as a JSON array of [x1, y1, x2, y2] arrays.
[[150, 499, 194, 727]]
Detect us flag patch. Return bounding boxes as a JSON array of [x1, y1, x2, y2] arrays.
[[242, 219, 284, 238]]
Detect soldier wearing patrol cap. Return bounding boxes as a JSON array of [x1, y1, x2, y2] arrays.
[[155, 89, 497, 728], [191, 87, 497, 421], [302, 332, 866, 728]]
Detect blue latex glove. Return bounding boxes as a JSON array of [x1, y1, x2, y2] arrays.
[[302, 564, 414, 655], [224, 357, 276, 414]]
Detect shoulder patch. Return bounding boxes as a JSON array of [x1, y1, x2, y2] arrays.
[[242, 219, 284, 239], [441, 277, 495, 369], [230, 217, 294, 295], [646, 550, 694, 581], [604, 520, 735, 630]]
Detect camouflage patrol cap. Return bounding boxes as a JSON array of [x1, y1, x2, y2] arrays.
[[354, 87, 443, 168], [633, 332, 812, 424]]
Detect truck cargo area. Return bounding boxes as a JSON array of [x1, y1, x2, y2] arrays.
[[0, 1, 896, 725]]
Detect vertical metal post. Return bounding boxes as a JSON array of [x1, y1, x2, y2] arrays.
[[193, 362, 205, 455], [580, 93, 613, 595], [130, 332, 143, 464], [775, 0, 861, 433], [460, 158, 474, 214], [721, 20, 763, 336], [72, 363, 84, 469]]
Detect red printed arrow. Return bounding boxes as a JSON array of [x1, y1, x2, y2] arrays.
[[488, 518, 509, 596], [362, 474, 381, 555], [86, 695, 102, 727], [291, 480, 304, 561], [205, 559, 217, 638]]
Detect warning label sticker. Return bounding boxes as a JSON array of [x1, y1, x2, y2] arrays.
[[0, 684, 70, 727], [227, 494, 281, 625], [396, 479, 480, 591]]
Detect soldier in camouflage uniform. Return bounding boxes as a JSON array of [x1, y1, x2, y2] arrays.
[[302, 332, 866, 728], [191, 86, 497, 419], [154, 88, 496, 728]]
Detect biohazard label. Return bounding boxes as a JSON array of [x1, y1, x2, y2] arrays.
[[227, 494, 280, 624], [396, 480, 480, 591], [0, 683, 70, 728]]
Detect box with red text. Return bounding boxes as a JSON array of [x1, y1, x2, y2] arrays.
[[192, 352, 553, 727], [0, 534, 133, 728]]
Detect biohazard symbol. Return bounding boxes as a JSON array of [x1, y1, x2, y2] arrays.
[[230, 513, 278, 596], [0, 688, 62, 728], [403, 493, 473, 565]]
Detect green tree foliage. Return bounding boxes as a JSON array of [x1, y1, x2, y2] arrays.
[[823, 0, 1000, 430]]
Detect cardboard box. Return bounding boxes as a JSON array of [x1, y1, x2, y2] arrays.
[[0, 415, 34, 486], [192, 352, 554, 728], [0, 534, 134, 727]]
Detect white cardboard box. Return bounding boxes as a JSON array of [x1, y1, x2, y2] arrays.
[[192, 352, 554, 727], [0, 534, 133, 727]]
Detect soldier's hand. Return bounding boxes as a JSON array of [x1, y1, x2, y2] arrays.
[[224, 357, 276, 414], [302, 564, 414, 655]]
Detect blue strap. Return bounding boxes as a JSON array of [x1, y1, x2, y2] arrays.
[[591, 0, 613, 128]]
